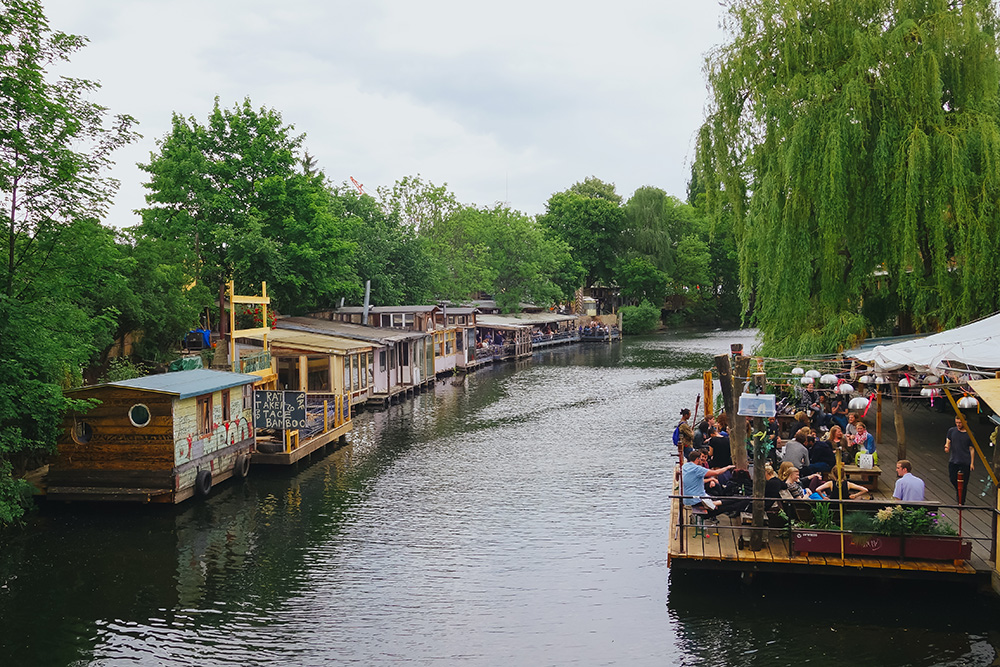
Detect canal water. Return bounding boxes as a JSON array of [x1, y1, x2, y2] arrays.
[[2, 330, 999, 666]]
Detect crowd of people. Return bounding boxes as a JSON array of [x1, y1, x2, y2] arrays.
[[675, 404, 949, 525]]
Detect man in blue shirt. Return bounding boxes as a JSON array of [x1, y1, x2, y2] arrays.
[[680, 449, 735, 518], [892, 459, 925, 502]]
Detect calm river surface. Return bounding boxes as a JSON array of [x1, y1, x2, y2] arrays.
[[2, 330, 999, 666]]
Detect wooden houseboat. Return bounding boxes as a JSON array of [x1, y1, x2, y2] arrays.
[[233, 327, 361, 465], [49, 369, 259, 503], [439, 306, 480, 370], [475, 314, 534, 361], [278, 316, 435, 407]]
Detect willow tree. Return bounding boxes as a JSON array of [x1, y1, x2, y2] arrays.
[[695, 0, 1000, 354]]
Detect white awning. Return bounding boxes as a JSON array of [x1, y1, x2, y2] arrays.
[[854, 312, 1000, 373]]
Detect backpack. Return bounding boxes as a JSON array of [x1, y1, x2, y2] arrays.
[[672, 422, 681, 446]]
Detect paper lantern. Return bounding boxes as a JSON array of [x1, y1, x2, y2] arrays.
[[791, 367, 805, 376], [849, 397, 870, 410], [920, 387, 941, 397], [858, 375, 872, 384], [805, 369, 821, 379], [898, 377, 915, 388], [800, 377, 813, 385], [834, 383, 855, 394], [958, 396, 980, 409], [874, 375, 889, 384], [819, 373, 838, 385]]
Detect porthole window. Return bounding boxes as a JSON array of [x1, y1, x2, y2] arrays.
[[128, 404, 151, 427], [72, 420, 93, 444]]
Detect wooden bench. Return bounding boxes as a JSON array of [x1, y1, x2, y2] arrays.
[[843, 464, 881, 492]]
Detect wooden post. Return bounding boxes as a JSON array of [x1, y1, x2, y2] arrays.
[[703, 371, 714, 418], [731, 355, 751, 471], [324, 400, 329, 432], [750, 415, 766, 551], [891, 382, 906, 460], [715, 354, 734, 422], [875, 388, 883, 444]]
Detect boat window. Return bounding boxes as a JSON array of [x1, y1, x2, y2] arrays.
[[196, 395, 213, 435], [71, 420, 93, 444], [128, 404, 151, 427]]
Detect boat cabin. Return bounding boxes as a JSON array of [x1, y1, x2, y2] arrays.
[[50, 369, 259, 503]]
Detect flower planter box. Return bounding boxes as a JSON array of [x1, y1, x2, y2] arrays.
[[791, 530, 972, 561]]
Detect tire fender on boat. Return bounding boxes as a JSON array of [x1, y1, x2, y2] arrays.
[[234, 453, 251, 479], [195, 469, 213, 496]]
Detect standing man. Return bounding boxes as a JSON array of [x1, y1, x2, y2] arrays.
[[893, 459, 926, 501], [945, 416, 974, 504]]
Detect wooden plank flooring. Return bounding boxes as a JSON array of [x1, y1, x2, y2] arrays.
[[669, 399, 992, 579]]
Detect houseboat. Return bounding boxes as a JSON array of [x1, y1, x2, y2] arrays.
[[278, 316, 435, 407], [232, 327, 361, 464], [49, 369, 259, 503]]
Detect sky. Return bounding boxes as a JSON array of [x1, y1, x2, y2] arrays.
[[42, 0, 728, 227]]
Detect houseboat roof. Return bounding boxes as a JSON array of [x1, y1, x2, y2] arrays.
[[441, 307, 479, 315], [105, 369, 259, 399], [335, 305, 440, 314], [237, 328, 372, 355], [477, 313, 577, 328], [277, 317, 428, 345]]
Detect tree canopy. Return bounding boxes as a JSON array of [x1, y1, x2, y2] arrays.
[[137, 98, 356, 315], [0, 0, 137, 523], [539, 177, 625, 288], [695, 0, 1000, 354]]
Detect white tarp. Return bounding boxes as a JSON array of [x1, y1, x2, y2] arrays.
[[854, 312, 1000, 373]]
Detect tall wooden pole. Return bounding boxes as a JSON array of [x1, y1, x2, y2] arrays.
[[731, 355, 751, 471], [749, 369, 768, 551], [892, 382, 907, 460], [703, 371, 714, 418], [715, 354, 734, 419]]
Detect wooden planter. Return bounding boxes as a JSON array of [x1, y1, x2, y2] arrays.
[[791, 530, 972, 561]]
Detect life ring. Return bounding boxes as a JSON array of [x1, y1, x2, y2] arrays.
[[195, 469, 213, 496], [234, 452, 251, 479]]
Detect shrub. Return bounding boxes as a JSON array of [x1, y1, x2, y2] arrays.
[[620, 300, 660, 334]]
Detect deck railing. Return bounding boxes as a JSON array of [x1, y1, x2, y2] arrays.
[[670, 491, 995, 565]]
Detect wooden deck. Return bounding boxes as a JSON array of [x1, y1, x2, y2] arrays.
[[668, 400, 997, 582], [251, 421, 351, 465]]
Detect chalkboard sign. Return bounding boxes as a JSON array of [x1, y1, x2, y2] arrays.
[[253, 390, 308, 430]]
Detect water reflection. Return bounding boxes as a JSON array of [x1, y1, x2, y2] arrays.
[[1, 329, 998, 666]]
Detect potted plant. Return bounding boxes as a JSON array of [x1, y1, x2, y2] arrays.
[[790, 504, 971, 561]]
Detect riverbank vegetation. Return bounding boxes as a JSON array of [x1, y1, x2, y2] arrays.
[[695, 0, 1000, 356]]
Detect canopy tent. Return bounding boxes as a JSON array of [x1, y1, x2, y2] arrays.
[[853, 312, 1000, 373]]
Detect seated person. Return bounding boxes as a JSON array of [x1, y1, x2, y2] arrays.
[[852, 421, 878, 466], [781, 429, 811, 470], [790, 411, 811, 439], [813, 464, 870, 500], [784, 466, 822, 499], [803, 434, 835, 475], [845, 411, 860, 437], [763, 463, 787, 509], [680, 449, 735, 519]]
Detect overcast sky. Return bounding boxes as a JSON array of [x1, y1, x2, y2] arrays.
[[42, 0, 727, 227]]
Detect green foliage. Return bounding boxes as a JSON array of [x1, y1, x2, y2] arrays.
[[377, 174, 461, 234], [0, 1, 137, 525], [539, 178, 625, 287], [620, 300, 661, 334], [616, 257, 669, 304], [337, 187, 436, 305], [695, 0, 1000, 354], [98, 357, 147, 384], [872, 505, 956, 536], [137, 98, 357, 315], [809, 502, 837, 530], [424, 204, 581, 311]]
